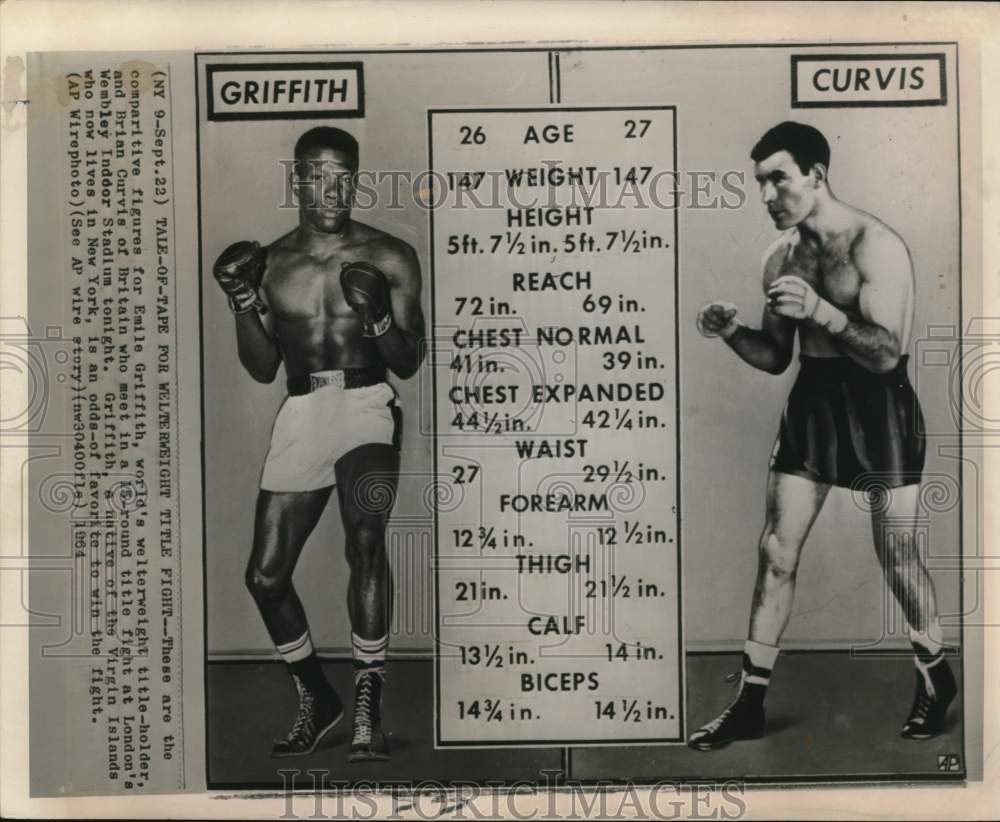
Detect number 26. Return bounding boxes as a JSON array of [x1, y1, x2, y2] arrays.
[[460, 125, 486, 145]]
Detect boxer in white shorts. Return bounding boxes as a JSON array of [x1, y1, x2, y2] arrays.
[[261, 379, 398, 493], [212, 126, 425, 762]]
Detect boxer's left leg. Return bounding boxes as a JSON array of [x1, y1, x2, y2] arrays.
[[690, 470, 829, 751], [870, 483, 956, 739], [335, 442, 399, 762], [247, 488, 345, 757]]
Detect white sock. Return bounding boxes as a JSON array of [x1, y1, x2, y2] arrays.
[[351, 632, 388, 669], [743, 639, 779, 687], [276, 630, 314, 664]]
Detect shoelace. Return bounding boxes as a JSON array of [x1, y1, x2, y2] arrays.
[[908, 690, 933, 726], [353, 674, 376, 744], [696, 671, 748, 735], [700, 704, 734, 734], [906, 666, 940, 728], [284, 682, 316, 743]]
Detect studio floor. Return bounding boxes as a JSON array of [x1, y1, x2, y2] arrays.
[[206, 651, 964, 787]]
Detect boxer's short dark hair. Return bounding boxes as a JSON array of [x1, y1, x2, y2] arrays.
[[751, 121, 830, 174], [294, 126, 359, 174]]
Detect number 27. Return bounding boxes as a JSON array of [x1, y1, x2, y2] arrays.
[[625, 119, 651, 139]]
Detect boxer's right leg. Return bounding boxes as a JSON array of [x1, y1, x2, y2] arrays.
[[246, 489, 330, 644], [749, 471, 830, 644], [245, 488, 344, 756], [690, 470, 829, 751]]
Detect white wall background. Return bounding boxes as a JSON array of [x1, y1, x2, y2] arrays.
[[200, 45, 961, 655]]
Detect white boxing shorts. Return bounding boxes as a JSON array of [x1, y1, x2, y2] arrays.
[[260, 376, 398, 492]]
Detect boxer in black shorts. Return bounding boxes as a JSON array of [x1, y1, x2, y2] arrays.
[[212, 127, 425, 761], [690, 122, 955, 750]]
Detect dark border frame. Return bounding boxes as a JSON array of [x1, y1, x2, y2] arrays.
[[194, 40, 965, 791], [790, 53, 947, 108], [426, 104, 683, 749], [205, 61, 365, 121]]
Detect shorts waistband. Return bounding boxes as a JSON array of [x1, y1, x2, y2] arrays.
[[287, 365, 387, 396], [797, 354, 910, 383]]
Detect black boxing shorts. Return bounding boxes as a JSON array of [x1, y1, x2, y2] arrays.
[[770, 354, 925, 489]]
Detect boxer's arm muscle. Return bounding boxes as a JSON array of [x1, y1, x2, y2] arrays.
[[724, 242, 795, 374], [374, 241, 426, 380], [234, 294, 282, 383], [724, 305, 795, 374], [833, 232, 911, 374]]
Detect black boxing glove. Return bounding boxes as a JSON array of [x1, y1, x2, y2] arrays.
[[340, 261, 392, 337], [213, 240, 267, 314]]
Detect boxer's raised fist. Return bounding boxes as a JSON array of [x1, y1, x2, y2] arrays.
[[767, 275, 847, 333], [696, 301, 741, 339], [213, 240, 267, 314], [341, 261, 392, 337]]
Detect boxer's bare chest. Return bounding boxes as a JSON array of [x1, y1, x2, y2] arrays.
[[263, 248, 358, 323], [262, 239, 386, 371], [781, 231, 864, 313]]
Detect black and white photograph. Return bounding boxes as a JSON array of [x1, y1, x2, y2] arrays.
[[2, 2, 996, 819], [197, 44, 966, 786]]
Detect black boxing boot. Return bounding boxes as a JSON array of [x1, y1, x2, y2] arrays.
[[688, 681, 767, 751], [901, 648, 957, 740], [271, 671, 344, 758], [349, 665, 390, 762], [689, 641, 776, 751]]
